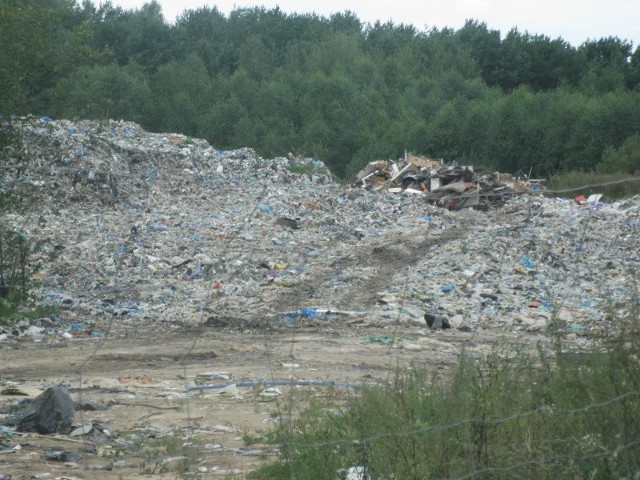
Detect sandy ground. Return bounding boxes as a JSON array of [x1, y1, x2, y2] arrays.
[[0, 208, 561, 479], [0, 318, 546, 479]]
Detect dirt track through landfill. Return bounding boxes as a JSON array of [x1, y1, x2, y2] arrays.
[[3, 118, 639, 479], [1, 220, 520, 480]]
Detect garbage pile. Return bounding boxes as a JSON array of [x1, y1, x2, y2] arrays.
[[0, 116, 452, 336], [351, 154, 523, 210], [1, 116, 639, 344], [370, 195, 640, 337], [1, 116, 333, 207]]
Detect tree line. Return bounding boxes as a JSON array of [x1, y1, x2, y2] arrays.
[[1, 0, 639, 178]]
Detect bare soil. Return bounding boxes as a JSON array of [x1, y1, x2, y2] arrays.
[[0, 220, 546, 479]]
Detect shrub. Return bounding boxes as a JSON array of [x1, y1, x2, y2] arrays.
[[0, 119, 37, 324], [251, 306, 640, 480], [547, 171, 640, 200]]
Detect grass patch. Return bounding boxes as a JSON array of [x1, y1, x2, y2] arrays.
[[286, 159, 331, 177], [139, 433, 200, 477], [0, 300, 58, 326], [547, 171, 640, 200], [251, 317, 640, 479]]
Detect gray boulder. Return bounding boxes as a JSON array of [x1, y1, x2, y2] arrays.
[[17, 385, 75, 434]]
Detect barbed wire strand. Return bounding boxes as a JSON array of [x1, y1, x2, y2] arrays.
[[3, 142, 640, 476], [2, 161, 640, 196], [282, 391, 640, 449]]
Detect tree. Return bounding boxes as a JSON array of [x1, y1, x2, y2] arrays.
[[579, 37, 632, 94], [627, 46, 640, 91], [599, 132, 640, 174], [329, 11, 363, 37], [92, 1, 173, 72], [456, 20, 502, 86], [364, 21, 417, 57], [0, 0, 99, 115], [49, 62, 151, 123], [173, 6, 237, 75], [147, 54, 211, 134]]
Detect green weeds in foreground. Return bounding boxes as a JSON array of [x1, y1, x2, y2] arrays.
[[0, 302, 58, 327], [250, 311, 640, 479]]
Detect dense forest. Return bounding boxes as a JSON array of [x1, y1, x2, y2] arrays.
[[1, 0, 640, 178]]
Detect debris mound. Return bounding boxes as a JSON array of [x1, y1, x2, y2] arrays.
[[352, 154, 525, 210], [1, 116, 638, 340]]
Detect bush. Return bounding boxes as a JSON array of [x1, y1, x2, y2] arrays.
[[0, 119, 37, 325], [0, 225, 30, 302], [598, 133, 640, 175], [547, 171, 640, 200], [251, 308, 640, 479]]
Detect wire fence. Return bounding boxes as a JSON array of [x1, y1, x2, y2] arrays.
[[1, 155, 640, 479]]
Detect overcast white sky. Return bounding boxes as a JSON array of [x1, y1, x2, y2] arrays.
[[106, 0, 640, 48]]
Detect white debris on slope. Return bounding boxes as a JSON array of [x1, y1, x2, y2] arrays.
[[1, 116, 638, 344]]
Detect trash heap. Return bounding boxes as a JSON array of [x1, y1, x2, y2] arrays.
[[0, 116, 451, 336], [369, 195, 640, 338], [1, 116, 639, 345], [351, 154, 523, 210], [0, 116, 333, 207]]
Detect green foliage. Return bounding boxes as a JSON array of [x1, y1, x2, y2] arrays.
[[0, 0, 102, 115], [0, 225, 30, 303], [0, 119, 41, 323], [579, 37, 633, 94], [251, 318, 640, 480], [92, 0, 173, 72], [139, 434, 200, 477], [49, 62, 151, 122], [0, 303, 58, 327], [146, 53, 211, 134], [548, 171, 640, 200], [2, 1, 640, 180], [598, 132, 640, 175]]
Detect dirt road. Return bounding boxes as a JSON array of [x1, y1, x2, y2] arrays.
[[1, 318, 544, 479], [0, 220, 548, 479]]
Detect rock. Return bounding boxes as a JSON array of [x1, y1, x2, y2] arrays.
[[17, 385, 75, 434], [43, 450, 81, 462], [424, 313, 451, 330]]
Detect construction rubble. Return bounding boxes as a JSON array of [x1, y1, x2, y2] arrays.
[[352, 155, 528, 210], [0, 116, 639, 342]]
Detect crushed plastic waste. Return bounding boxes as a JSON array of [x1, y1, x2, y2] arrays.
[[16, 385, 75, 434], [0, 116, 638, 343]]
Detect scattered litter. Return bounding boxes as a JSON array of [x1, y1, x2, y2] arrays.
[[259, 387, 282, 397], [362, 335, 395, 344], [0, 116, 637, 348], [69, 424, 93, 437], [195, 372, 233, 385], [338, 466, 369, 480]]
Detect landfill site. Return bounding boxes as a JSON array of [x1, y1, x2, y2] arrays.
[[1, 117, 639, 478]]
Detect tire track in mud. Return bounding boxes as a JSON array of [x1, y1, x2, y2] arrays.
[[268, 224, 468, 317]]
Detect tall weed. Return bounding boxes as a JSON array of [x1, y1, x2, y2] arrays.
[[251, 306, 640, 479]]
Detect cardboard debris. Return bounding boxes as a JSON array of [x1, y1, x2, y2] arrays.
[[351, 155, 527, 210]]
